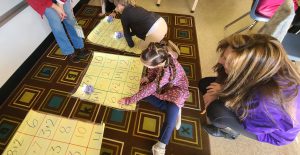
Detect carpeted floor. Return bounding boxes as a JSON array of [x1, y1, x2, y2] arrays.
[[0, 5, 210, 155]]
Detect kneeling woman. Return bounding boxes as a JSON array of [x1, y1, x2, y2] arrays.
[[200, 34, 300, 146]]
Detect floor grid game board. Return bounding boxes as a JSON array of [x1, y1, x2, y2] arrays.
[[72, 52, 144, 111], [3, 110, 105, 155]]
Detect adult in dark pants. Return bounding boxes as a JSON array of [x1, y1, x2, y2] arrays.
[[199, 34, 300, 146]]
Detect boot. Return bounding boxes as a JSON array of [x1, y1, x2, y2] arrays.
[[68, 52, 80, 63], [75, 48, 91, 59], [202, 125, 238, 140], [220, 127, 240, 139]]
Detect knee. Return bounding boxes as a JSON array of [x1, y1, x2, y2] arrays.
[[206, 100, 226, 120], [48, 21, 65, 33], [164, 117, 177, 128], [198, 77, 216, 94], [64, 16, 76, 25]]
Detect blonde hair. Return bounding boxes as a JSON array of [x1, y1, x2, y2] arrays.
[[215, 34, 300, 120]]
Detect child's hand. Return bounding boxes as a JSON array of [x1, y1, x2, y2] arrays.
[[140, 77, 149, 85], [118, 97, 130, 105], [109, 12, 117, 18]]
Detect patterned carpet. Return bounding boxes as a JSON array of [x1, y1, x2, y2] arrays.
[[0, 5, 210, 155]]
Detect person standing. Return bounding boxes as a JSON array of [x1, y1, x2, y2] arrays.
[[26, 0, 90, 63]]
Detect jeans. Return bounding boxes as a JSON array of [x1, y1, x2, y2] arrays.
[[199, 77, 257, 140], [143, 95, 179, 144], [44, 0, 83, 55]]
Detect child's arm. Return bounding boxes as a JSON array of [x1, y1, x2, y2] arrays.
[[121, 16, 135, 47], [120, 68, 172, 105], [119, 82, 157, 105]]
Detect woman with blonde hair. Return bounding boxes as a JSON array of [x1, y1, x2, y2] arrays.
[[199, 34, 300, 145]]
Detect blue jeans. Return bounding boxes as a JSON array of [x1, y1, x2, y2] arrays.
[[143, 95, 179, 144], [44, 0, 83, 55], [199, 77, 257, 140]]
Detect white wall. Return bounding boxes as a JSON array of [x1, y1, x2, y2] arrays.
[[0, 0, 23, 16], [0, 0, 79, 87]]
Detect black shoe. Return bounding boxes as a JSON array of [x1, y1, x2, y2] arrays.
[[202, 125, 226, 137], [68, 53, 80, 63], [202, 125, 237, 140], [75, 48, 91, 59], [220, 127, 240, 139]]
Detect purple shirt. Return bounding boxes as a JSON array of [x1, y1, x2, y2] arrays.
[[242, 83, 300, 145]]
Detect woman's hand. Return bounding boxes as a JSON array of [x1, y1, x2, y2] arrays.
[[52, 3, 67, 21], [206, 82, 222, 95], [203, 93, 218, 108], [203, 83, 222, 108]]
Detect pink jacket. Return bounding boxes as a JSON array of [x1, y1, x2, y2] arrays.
[[124, 56, 190, 108]]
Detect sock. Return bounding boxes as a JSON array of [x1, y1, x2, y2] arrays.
[[156, 141, 166, 148]]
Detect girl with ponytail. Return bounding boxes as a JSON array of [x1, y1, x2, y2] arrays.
[[119, 41, 189, 155]]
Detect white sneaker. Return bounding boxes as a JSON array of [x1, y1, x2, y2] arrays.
[[152, 144, 166, 155], [175, 108, 182, 130]]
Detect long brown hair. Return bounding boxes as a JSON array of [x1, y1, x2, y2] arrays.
[[141, 42, 177, 94], [215, 34, 300, 121]]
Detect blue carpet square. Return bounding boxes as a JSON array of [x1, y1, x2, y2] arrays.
[[179, 123, 193, 139], [110, 110, 124, 123]]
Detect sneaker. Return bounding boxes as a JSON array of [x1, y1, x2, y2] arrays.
[[68, 53, 80, 63], [175, 108, 182, 130], [152, 144, 166, 155], [202, 125, 237, 140], [75, 48, 91, 59]]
